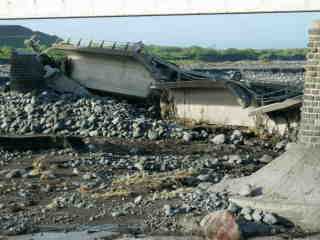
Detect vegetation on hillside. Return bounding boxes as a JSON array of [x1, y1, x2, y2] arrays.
[[0, 46, 12, 59], [0, 25, 61, 49], [1, 44, 308, 63], [147, 45, 307, 62], [0, 45, 65, 61]]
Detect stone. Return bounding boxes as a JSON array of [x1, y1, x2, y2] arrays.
[[72, 168, 79, 175], [259, 154, 273, 164], [183, 132, 193, 142], [230, 130, 243, 144], [148, 130, 159, 141], [134, 195, 143, 205], [24, 104, 34, 114], [240, 207, 253, 216], [200, 211, 242, 240], [163, 204, 174, 217], [275, 140, 287, 151], [252, 209, 263, 222], [243, 214, 252, 222], [228, 155, 242, 164], [89, 130, 99, 137], [197, 174, 211, 182], [210, 134, 226, 145], [133, 127, 142, 138], [262, 213, 277, 225], [111, 210, 125, 217], [82, 173, 93, 180]]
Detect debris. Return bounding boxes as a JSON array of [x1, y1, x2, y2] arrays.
[[134, 195, 143, 205], [263, 213, 278, 225], [210, 134, 226, 145], [228, 155, 243, 165], [258, 154, 273, 163], [252, 209, 263, 222], [163, 204, 174, 217], [275, 140, 287, 151]]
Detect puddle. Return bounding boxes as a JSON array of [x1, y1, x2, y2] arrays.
[[11, 224, 143, 240]]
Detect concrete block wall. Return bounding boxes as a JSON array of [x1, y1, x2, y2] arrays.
[[299, 20, 320, 146]]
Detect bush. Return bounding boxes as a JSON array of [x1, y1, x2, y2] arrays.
[[0, 46, 12, 59]]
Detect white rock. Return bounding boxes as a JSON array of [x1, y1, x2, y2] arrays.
[[230, 130, 243, 141], [210, 134, 226, 145], [82, 173, 93, 180], [163, 204, 173, 216], [72, 168, 79, 175], [240, 207, 253, 215], [24, 104, 34, 114], [259, 154, 273, 163], [275, 140, 287, 150], [182, 132, 193, 142], [263, 213, 278, 225], [244, 213, 253, 221], [134, 195, 143, 204], [252, 209, 263, 222]]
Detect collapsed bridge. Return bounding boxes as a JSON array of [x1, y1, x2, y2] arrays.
[[53, 40, 303, 131]]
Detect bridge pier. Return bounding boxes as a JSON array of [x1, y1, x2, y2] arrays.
[[299, 20, 320, 146]]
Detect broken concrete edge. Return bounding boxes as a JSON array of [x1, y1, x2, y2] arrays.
[[53, 44, 164, 85], [160, 85, 299, 137], [45, 68, 92, 97], [248, 96, 302, 117]]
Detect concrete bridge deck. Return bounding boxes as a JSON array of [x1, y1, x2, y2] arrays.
[[1, 0, 320, 19]]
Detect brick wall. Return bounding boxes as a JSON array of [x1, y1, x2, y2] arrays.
[[299, 20, 320, 146]]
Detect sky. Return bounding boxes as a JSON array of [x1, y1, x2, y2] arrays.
[[0, 12, 320, 49]]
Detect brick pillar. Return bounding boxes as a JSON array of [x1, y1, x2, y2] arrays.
[[299, 20, 320, 146]]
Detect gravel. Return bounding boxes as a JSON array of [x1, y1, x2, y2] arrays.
[[210, 134, 226, 145], [0, 90, 195, 140]]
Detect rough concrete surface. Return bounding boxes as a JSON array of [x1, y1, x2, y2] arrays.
[[209, 144, 320, 232]]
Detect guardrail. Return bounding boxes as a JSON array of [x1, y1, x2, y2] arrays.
[[61, 38, 144, 53]]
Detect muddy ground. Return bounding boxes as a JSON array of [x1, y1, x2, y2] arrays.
[[0, 134, 286, 234]]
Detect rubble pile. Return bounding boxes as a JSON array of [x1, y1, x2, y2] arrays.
[[0, 64, 9, 77], [243, 69, 304, 87], [0, 90, 195, 140]]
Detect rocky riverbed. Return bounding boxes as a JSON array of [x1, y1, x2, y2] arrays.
[[182, 60, 305, 87], [0, 63, 311, 239]]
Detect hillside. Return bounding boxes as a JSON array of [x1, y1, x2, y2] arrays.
[[0, 25, 61, 48]]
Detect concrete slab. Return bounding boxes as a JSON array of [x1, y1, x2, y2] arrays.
[[60, 50, 155, 98]]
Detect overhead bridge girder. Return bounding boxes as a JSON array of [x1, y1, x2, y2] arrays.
[[0, 0, 320, 19]]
